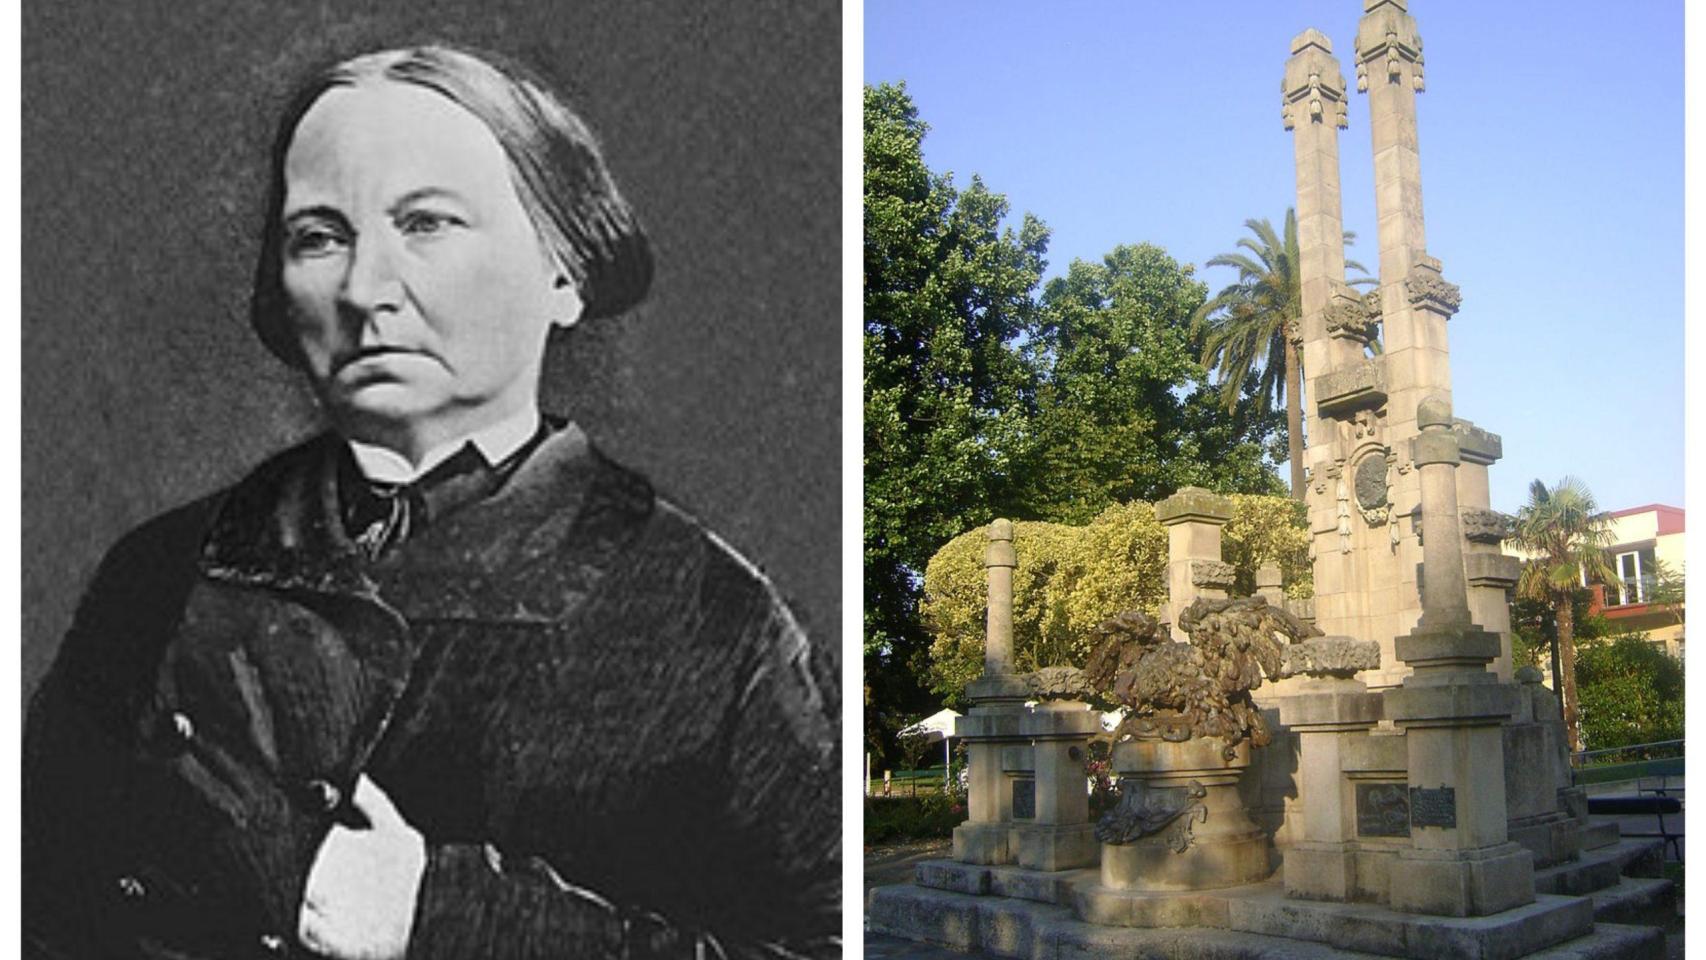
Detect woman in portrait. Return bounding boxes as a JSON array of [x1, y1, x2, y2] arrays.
[[23, 45, 839, 960]]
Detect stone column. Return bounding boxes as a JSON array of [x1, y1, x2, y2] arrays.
[[1384, 398, 1534, 916], [1156, 488, 1235, 642], [1276, 638, 1383, 902], [953, 520, 1032, 864], [1284, 29, 1364, 384]]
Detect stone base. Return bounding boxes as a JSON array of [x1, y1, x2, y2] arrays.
[[953, 822, 1013, 865], [1284, 842, 1359, 902], [1508, 813, 1581, 869], [1101, 828, 1271, 892], [1015, 822, 1099, 872], [1389, 842, 1535, 917], [868, 876, 1612, 960]]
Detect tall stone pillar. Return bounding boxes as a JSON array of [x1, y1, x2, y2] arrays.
[[1284, 29, 1364, 385], [953, 520, 1031, 864], [1155, 488, 1235, 642], [1383, 399, 1534, 916]]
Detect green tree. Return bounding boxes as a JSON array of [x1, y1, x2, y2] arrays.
[[1576, 631, 1684, 753], [1194, 211, 1372, 498], [1022, 244, 1284, 524], [863, 82, 1049, 761], [1510, 477, 1620, 754]]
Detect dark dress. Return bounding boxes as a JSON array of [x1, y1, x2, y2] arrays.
[[23, 422, 840, 960]]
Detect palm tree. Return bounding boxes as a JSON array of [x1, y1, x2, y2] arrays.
[[1510, 477, 1620, 755], [1194, 210, 1372, 498]]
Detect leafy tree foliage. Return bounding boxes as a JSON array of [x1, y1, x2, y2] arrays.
[[1576, 631, 1684, 752], [1023, 246, 1284, 524], [863, 82, 1049, 752], [863, 84, 1286, 763], [919, 494, 1308, 706]]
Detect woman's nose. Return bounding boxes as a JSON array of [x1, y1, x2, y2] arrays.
[[337, 234, 404, 317]]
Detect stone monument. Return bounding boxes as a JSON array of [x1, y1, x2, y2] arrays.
[[1291, 1, 1519, 689], [868, 3, 1672, 955]]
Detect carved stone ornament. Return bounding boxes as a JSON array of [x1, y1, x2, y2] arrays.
[[1324, 289, 1382, 344], [1094, 779, 1208, 850], [1085, 598, 1322, 761], [1190, 560, 1237, 589], [1282, 36, 1350, 132], [1277, 636, 1382, 679], [1355, 5, 1425, 93], [1025, 665, 1094, 701], [1404, 269, 1462, 316], [1460, 508, 1515, 544], [1353, 451, 1390, 526]]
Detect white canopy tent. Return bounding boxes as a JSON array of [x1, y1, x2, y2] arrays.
[[895, 708, 961, 789]]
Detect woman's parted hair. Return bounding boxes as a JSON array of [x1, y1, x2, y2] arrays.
[[250, 43, 653, 365]]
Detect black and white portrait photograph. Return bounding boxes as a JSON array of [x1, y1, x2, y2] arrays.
[[21, 2, 841, 958]]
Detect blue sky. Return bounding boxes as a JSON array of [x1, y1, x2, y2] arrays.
[[865, 1, 1684, 516]]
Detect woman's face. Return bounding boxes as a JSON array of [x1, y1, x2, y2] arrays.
[[280, 80, 580, 458]]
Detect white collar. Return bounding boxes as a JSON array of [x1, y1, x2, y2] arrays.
[[346, 408, 542, 485]]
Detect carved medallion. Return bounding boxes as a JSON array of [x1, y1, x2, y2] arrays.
[[1353, 453, 1390, 526]]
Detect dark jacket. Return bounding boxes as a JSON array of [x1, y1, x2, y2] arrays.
[[24, 424, 840, 960]]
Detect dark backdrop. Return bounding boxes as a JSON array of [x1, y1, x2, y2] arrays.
[[22, 0, 841, 698]]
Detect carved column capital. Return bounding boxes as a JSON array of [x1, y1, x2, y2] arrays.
[[1405, 260, 1461, 317], [1282, 29, 1349, 130], [1324, 287, 1383, 344], [1355, 0, 1425, 92]]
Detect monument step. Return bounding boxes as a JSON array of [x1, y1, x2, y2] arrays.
[[913, 858, 1094, 905], [1585, 876, 1677, 928], [867, 883, 1662, 960], [1533, 839, 1665, 896], [1579, 821, 1622, 851]]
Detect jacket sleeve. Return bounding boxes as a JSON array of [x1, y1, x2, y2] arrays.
[[404, 576, 840, 960]]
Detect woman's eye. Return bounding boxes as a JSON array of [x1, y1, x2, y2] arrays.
[[398, 211, 463, 236], [285, 226, 348, 257]]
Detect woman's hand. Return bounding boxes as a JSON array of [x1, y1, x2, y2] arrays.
[[299, 774, 427, 960]]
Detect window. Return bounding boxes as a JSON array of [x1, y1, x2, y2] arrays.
[[1609, 546, 1657, 606]]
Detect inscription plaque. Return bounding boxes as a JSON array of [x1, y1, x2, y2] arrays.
[[1355, 782, 1411, 837], [1409, 785, 1457, 829], [1012, 778, 1036, 820]]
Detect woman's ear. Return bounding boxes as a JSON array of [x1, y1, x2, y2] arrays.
[[548, 273, 586, 330]]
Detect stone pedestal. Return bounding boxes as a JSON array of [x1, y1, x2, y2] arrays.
[[1101, 739, 1272, 892], [1386, 679, 1536, 916], [1504, 666, 1582, 868], [955, 675, 1030, 865], [1276, 642, 1384, 902], [1381, 398, 1536, 917], [1155, 488, 1235, 642], [1014, 701, 1100, 871]]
